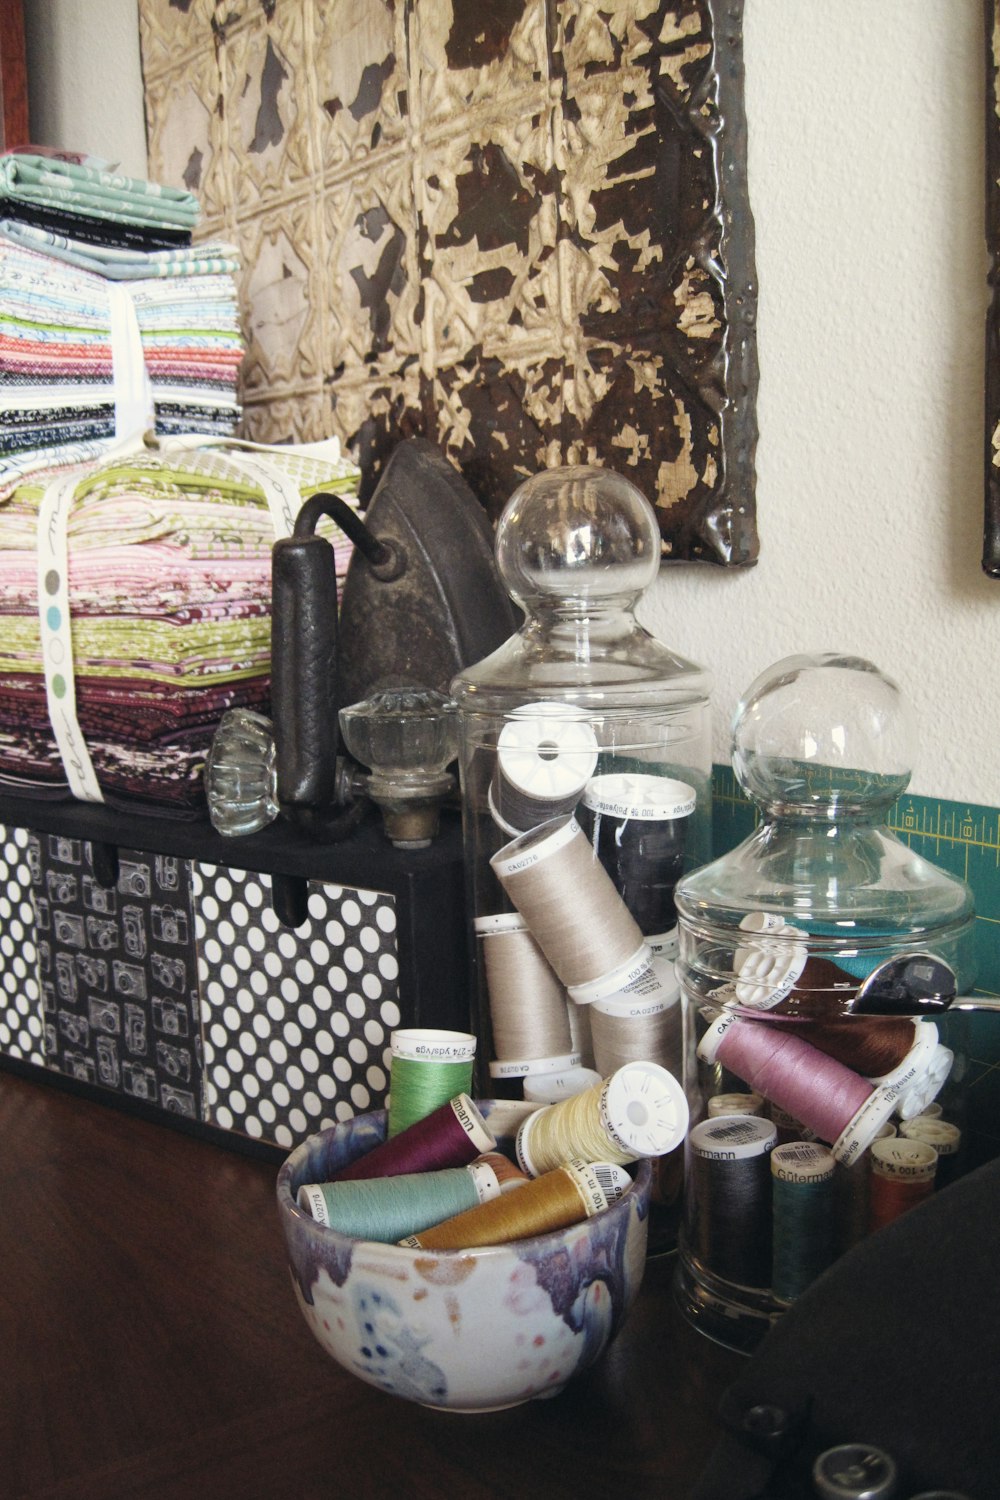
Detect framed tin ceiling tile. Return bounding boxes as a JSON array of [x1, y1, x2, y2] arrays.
[[239, 195, 325, 395], [312, 0, 409, 172], [138, 0, 217, 80], [221, 8, 317, 216], [321, 165, 423, 377], [144, 49, 230, 233], [407, 0, 550, 127]]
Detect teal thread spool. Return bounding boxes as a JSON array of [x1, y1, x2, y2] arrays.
[[388, 1028, 477, 1137], [771, 1141, 836, 1303], [298, 1158, 502, 1242]]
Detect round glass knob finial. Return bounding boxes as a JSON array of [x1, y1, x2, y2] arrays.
[[494, 464, 660, 609], [731, 653, 914, 813]]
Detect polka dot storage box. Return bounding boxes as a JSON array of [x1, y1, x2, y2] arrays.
[[0, 801, 470, 1158]]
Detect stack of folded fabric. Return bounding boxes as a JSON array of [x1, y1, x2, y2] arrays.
[[0, 445, 361, 816], [0, 149, 243, 488]]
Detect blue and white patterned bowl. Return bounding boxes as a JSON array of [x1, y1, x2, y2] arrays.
[[275, 1101, 652, 1412]]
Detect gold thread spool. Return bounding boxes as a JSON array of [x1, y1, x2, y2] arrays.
[[399, 1159, 607, 1250], [490, 816, 645, 990], [475, 913, 573, 1061]]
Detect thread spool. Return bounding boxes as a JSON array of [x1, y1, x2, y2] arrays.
[[899, 1116, 962, 1189], [773, 1016, 919, 1076], [297, 1159, 503, 1242], [522, 1067, 602, 1104], [490, 815, 646, 995], [770, 1141, 836, 1302], [698, 1013, 942, 1165], [867, 1136, 938, 1232], [399, 1157, 618, 1250], [331, 1094, 495, 1182], [590, 988, 683, 1079], [577, 772, 695, 940], [708, 1092, 764, 1118], [474, 913, 575, 1074], [832, 1119, 896, 1255], [566, 997, 596, 1069], [387, 1029, 477, 1137], [475, 1150, 532, 1193], [489, 702, 599, 835], [768, 1104, 807, 1145], [516, 1060, 688, 1175], [685, 1114, 777, 1289]]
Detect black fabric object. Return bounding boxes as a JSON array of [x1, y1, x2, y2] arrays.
[[0, 198, 192, 251], [690, 1153, 1000, 1500]]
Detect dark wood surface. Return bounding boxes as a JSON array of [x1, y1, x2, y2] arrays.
[[1, 1072, 745, 1500]]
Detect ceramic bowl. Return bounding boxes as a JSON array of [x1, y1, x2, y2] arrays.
[[275, 1101, 652, 1412]]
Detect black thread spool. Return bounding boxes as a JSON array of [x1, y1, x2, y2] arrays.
[[577, 773, 696, 940], [685, 1114, 777, 1289], [489, 702, 598, 835]]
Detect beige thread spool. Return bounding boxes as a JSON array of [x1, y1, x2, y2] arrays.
[[490, 815, 646, 993], [475, 913, 575, 1073], [588, 958, 683, 1077]]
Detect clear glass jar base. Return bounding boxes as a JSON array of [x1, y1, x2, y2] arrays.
[[673, 1244, 784, 1355]]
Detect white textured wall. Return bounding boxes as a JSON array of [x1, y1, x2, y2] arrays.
[[641, 0, 996, 805], [24, 2, 998, 804], [24, 0, 147, 178]]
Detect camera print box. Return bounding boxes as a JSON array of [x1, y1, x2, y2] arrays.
[[30, 832, 202, 1119]]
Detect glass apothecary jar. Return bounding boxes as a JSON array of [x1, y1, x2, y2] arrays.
[[451, 466, 712, 1229], [673, 654, 977, 1351]]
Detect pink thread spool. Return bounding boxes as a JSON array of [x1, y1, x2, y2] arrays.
[[698, 1015, 946, 1165]]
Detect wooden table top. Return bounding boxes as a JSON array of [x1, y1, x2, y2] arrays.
[[0, 1071, 745, 1500]]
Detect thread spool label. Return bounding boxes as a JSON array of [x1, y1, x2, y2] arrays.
[[562, 1157, 610, 1218], [567, 944, 653, 1005], [491, 814, 581, 876], [298, 1183, 331, 1224], [870, 1138, 938, 1181], [450, 1094, 496, 1154], [770, 1141, 835, 1183], [392, 1028, 478, 1062], [580, 776, 696, 822], [689, 1115, 778, 1161], [488, 1050, 582, 1080], [466, 1159, 503, 1203]]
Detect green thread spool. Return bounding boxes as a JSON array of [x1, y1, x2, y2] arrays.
[[298, 1159, 501, 1242], [388, 1028, 477, 1137], [771, 1141, 836, 1303]]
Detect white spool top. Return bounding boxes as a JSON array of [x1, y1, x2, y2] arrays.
[[598, 1060, 689, 1160], [497, 702, 598, 799], [474, 911, 530, 937], [770, 1141, 836, 1183], [689, 1113, 778, 1161], [870, 1137, 938, 1181], [581, 772, 696, 821], [390, 1028, 478, 1062]]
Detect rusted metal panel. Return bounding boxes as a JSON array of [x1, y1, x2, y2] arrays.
[[140, 0, 758, 565]]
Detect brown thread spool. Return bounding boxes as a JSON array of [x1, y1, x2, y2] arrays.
[[867, 1137, 937, 1233], [399, 1158, 609, 1250], [490, 815, 645, 992], [475, 913, 574, 1066], [474, 1151, 531, 1194], [773, 1017, 918, 1076], [833, 1119, 895, 1255]]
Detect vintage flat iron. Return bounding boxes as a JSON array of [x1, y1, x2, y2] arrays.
[[206, 438, 517, 850]]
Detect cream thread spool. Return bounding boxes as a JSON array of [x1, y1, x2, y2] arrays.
[[708, 1091, 764, 1118], [489, 702, 599, 836], [490, 815, 647, 994], [516, 1060, 689, 1175], [475, 912, 576, 1075]]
